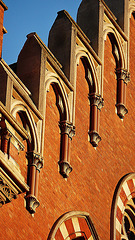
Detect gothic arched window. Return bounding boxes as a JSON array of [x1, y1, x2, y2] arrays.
[[111, 173, 135, 240], [122, 198, 135, 240], [48, 211, 99, 240]]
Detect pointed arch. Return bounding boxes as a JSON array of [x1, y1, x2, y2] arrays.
[[76, 46, 100, 94], [44, 71, 74, 178], [48, 211, 99, 240], [11, 99, 40, 153], [75, 46, 103, 147], [111, 173, 135, 240], [129, 2, 135, 18], [10, 99, 43, 214], [45, 71, 71, 122], [103, 24, 126, 69], [103, 23, 130, 119]]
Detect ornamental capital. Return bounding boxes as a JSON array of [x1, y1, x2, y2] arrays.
[[115, 103, 128, 119], [115, 68, 130, 84], [59, 121, 75, 139], [26, 151, 43, 169], [25, 194, 40, 214], [88, 130, 101, 147], [58, 160, 72, 178], [88, 93, 104, 110]]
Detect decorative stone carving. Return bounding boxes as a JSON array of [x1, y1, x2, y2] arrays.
[[115, 68, 130, 84], [88, 130, 101, 148], [59, 121, 75, 138], [88, 93, 104, 110], [88, 94, 104, 147], [0, 176, 17, 207], [58, 161, 72, 179], [0, 165, 28, 208], [115, 68, 130, 119], [122, 198, 135, 240], [58, 121, 75, 178], [0, 149, 29, 207], [26, 151, 43, 168], [115, 103, 128, 119], [25, 194, 40, 214], [26, 151, 43, 214]]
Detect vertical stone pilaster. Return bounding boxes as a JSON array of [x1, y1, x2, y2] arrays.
[[25, 151, 43, 214], [88, 93, 104, 147], [115, 68, 130, 119], [58, 121, 75, 178]]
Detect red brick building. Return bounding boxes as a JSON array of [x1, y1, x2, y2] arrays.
[[0, 0, 135, 239]]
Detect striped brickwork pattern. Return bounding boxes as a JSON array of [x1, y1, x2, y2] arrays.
[[115, 176, 135, 239], [54, 216, 94, 240]]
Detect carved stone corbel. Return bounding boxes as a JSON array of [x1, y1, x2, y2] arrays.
[[88, 93, 104, 147], [58, 121, 75, 178], [25, 194, 40, 214], [88, 130, 101, 148], [115, 68, 130, 119], [0, 176, 18, 207], [26, 151, 43, 214], [0, 163, 28, 208]]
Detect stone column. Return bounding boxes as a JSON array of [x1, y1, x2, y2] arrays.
[[34, 157, 43, 198], [115, 68, 130, 119], [58, 121, 75, 178], [88, 93, 104, 147], [25, 151, 43, 214]]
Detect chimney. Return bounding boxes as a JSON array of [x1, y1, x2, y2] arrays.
[[0, 0, 8, 58]]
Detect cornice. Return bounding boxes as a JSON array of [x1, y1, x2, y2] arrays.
[[0, 58, 31, 95], [0, 0, 8, 11], [3, 26, 7, 34], [100, 0, 117, 21], [0, 58, 43, 120], [0, 101, 28, 139]]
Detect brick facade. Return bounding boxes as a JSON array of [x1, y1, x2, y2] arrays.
[[0, 1, 135, 240], [0, 0, 7, 57]]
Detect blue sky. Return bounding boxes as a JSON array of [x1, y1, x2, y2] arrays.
[[2, 0, 82, 64]]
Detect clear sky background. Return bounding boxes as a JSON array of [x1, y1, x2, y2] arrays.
[[2, 0, 82, 65]]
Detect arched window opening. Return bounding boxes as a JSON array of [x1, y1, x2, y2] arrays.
[[107, 33, 130, 119], [0, 105, 43, 214], [132, 12, 135, 19], [19, 111, 43, 215], [10, 102, 43, 214], [16, 111, 34, 151], [122, 198, 135, 240], [108, 33, 122, 69], [79, 57, 103, 147], [51, 83, 67, 121], [47, 211, 99, 240], [81, 57, 96, 94], [111, 173, 135, 240], [45, 82, 74, 178]]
